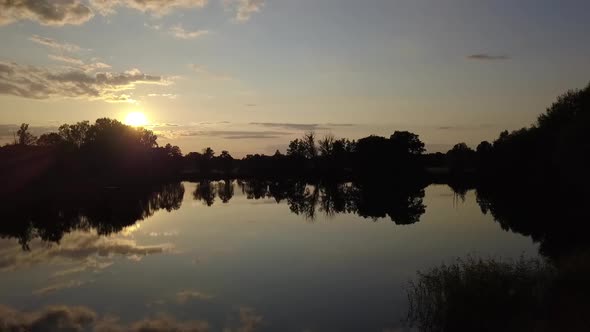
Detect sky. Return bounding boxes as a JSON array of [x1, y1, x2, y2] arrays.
[[1, 0, 589, 156]]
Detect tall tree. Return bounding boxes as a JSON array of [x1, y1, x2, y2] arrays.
[[390, 131, 425, 156], [16, 123, 36, 146]]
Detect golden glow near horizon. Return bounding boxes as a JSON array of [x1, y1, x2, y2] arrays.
[[124, 112, 148, 127]]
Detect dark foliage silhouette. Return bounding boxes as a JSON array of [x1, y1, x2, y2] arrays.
[[406, 255, 590, 332], [193, 179, 427, 223], [2, 83, 589, 186], [0, 182, 185, 249]]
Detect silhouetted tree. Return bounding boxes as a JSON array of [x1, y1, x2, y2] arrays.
[[390, 131, 425, 156], [447, 143, 476, 173], [219, 150, 234, 174], [303, 131, 318, 159], [16, 123, 36, 146], [203, 147, 215, 159], [318, 133, 336, 157], [37, 132, 64, 147], [58, 121, 90, 147], [164, 143, 182, 158], [287, 138, 307, 158]]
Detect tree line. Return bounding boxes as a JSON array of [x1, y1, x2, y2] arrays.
[[2, 83, 589, 188]]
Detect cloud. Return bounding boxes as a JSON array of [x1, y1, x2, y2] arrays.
[[49, 54, 85, 66], [148, 93, 178, 99], [224, 0, 265, 22], [179, 130, 291, 140], [29, 35, 83, 53], [0, 61, 169, 103], [223, 135, 283, 139], [33, 279, 92, 295], [170, 25, 210, 39], [0, 305, 210, 332], [46, 50, 113, 72], [51, 260, 113, 278], [466, 54, 510, 61], [176, 290, 214, 304], [325, 123, 355, 127], [224, 307, 264, 332], [90, 0, 209, 16], [0, 0, 94, 26], [0, 231, 172, 272], [82, 62, 112, 72], [250, 122, 327, 131], [0, 305, 97, 332]]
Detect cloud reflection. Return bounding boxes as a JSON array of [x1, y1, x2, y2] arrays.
[[0, 231, 173, 272], [0, 304, 263, 332]]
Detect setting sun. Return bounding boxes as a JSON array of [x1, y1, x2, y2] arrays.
[[124, 112, 148, 127]]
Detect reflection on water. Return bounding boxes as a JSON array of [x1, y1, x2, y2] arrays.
[[2, 182, 185, 249], [195, 179, 427, 224], [0, 180, 564, 331]]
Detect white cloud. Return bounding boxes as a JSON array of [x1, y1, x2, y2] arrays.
[[170, 25, 210, 39], [0, 0, 94, 26]]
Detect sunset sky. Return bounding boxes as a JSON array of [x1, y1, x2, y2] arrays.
[[1, 0, 589, 156]]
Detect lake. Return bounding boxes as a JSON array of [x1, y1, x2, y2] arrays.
[[0, 180, 539, 331]]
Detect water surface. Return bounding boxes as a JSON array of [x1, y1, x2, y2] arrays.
[[0, 181, 538, 331]]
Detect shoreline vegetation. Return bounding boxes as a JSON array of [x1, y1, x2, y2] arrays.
[[406, 255, 590, 332], [1, 83, 589, 195]]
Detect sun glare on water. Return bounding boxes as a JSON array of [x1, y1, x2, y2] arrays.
[[124, 112, 148, 127]]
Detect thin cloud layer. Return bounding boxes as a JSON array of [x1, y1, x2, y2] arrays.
[[0, 0, 94, 26], [224, 0, 265, 22], [250, 122, 328, 131], [33, 279, 92, 295], [49, 57, 113, 73], [170, 25, 210, 40], [0, 62, 169, 103], [49, 54, 85, 66], [467, 54, 510, 61], [176, 290, 214, 304], [179, 130, 291, 140], [29, 35, 83, 53], [90, 0, 209, 16]]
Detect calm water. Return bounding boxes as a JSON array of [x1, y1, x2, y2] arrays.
[[0, 181, 538, 331]]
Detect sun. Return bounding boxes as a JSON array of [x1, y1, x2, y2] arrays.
[[124, 112, 148, 127]]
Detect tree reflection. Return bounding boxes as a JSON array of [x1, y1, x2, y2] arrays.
[[474, 183, 590, 260], [217, 179, 234, 203], [1, 182, 185, 249], [192, 179, 427, 224], [192, 180, 216, 206]]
